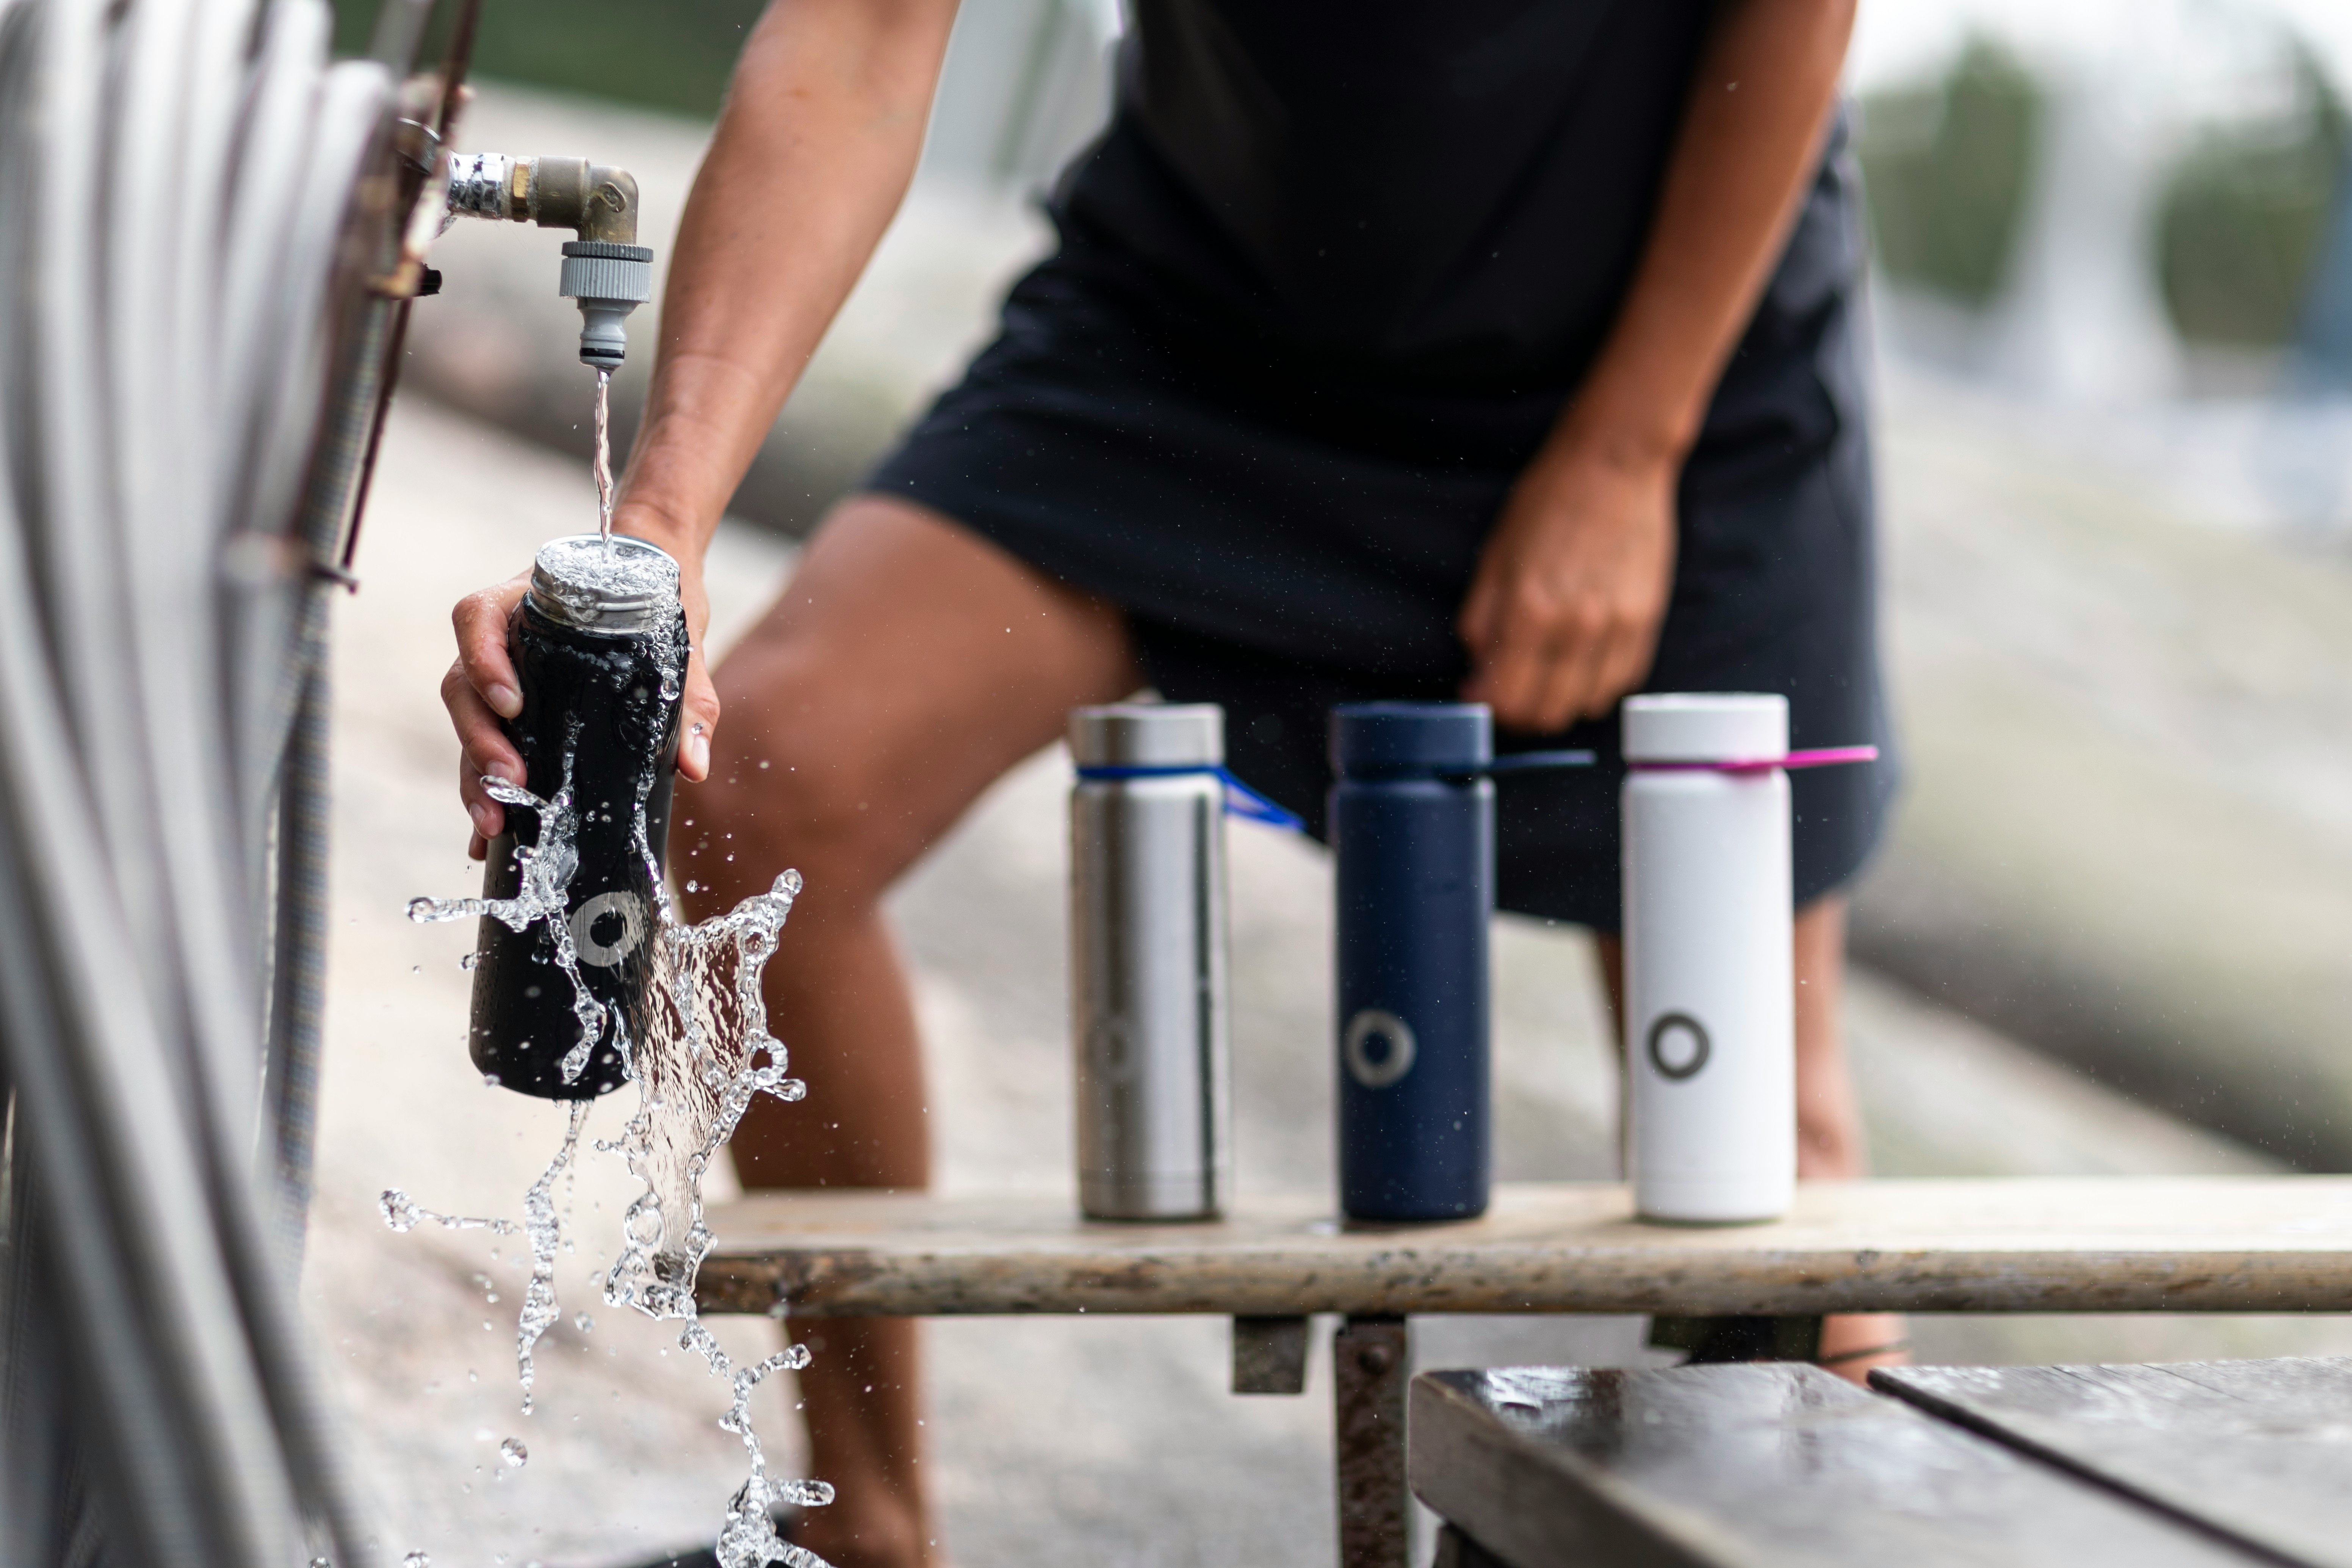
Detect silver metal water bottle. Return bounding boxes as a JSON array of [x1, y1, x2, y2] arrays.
[[1069, 703, 1232, 1220]]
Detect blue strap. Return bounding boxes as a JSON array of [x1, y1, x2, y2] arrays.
[[1476, 748, 1597, 775], [1073, 763, 1308, 833]]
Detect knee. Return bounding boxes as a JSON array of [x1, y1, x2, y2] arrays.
[[674, 657, 929, 904]]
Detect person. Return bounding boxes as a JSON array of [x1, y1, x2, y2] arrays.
[[443, 1, 1899, 1561]]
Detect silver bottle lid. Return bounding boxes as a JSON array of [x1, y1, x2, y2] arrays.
[[1069, 703, 1223, 769], [528, 534, 680, 633]]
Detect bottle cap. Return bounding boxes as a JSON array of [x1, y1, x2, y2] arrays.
[[1069, 703, 1223, 768], [1622, 693, 1787, 764], [1329, 702, 1492, 776], [528, 535, 680, 634]]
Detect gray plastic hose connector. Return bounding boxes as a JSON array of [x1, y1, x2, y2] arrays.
[[559, 240, 655, 370]]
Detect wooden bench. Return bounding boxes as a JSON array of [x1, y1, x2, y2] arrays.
[[695, 1178, 2352, 1565], [1412, 1357, 2352, 1566]]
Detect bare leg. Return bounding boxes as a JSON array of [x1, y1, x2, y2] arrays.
[[1596, 895, 1907, 1383], [676, 497, 1143, 1568]]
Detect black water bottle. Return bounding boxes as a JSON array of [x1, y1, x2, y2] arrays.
[[1330, 703, 1494, 1221], [468, 534, 686, 1099]]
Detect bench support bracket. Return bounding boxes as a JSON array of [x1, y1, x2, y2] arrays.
[[1335, 1314, 1410, 1568]]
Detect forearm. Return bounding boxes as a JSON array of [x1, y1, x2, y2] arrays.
[[1549, 0, 1854, 473], [617, 0, 959, 563]]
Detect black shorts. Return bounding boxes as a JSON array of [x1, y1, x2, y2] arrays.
[[866, 182, 1896, 929]]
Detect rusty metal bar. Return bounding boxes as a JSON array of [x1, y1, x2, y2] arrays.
[[1334, 1314, 1411, 1568]]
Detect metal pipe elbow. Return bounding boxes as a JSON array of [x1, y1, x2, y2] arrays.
[[445, 153, 640, 243], [522, 156, 640, 244]]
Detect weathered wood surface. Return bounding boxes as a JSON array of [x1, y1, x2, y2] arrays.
[[695, 1178, 2352, 1318], [1408, 1364, 2272, 1568], [1878, 1358, 2352, 1568]]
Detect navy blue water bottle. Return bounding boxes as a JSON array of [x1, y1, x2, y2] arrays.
[[1331, 703, 1495, 1222]]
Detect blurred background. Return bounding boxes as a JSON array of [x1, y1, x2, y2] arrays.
[[307, 1, 2352, 1563]]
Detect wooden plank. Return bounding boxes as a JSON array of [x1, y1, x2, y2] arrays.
[[1407, 1364, 2274, 1568], [695, 1177, 2352, 1318], [1878, 1358, 2352, 1568]]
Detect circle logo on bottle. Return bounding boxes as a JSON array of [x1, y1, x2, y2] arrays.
[[1644, 1012, 1711, 1082], [570, 891, 648, 968], [1087, 1017, 1138, 1085], [1343, 1008, 1417, 1090]]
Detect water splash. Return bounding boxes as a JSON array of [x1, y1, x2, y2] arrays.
[[600, 870, 804, 1322], [394, 758, 830, 1560], [691, 1330, 835, 1568], [379, 1189, 516, 1236], [516, 1100, 591, 1412], [593, 367, 615, 548], [409, 757, 608, 1087]]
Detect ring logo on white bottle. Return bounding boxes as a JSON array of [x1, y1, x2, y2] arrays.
[[1344, 1008, 1417, 1090], [1645, 1011, 1711, 1082], [570, 890, 647, 968]]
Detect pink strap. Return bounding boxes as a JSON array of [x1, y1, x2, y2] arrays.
[[1629, 745, 1878, 775]]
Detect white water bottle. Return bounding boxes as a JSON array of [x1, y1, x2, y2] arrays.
[[1622, 694, 1795, 1223]]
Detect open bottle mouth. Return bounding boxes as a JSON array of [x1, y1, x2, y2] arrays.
[[528, 533, 680, 632]]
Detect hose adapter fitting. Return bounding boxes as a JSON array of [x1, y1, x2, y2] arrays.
[[561, 241, 654, 371], [446, 151, 656, 368]]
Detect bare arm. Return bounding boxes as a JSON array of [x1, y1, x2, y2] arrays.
[[444, 0, 960, 852], [1459, 0, 1856, 732]]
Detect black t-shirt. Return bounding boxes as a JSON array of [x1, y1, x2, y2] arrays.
[[1056, 0, 1729, 392]]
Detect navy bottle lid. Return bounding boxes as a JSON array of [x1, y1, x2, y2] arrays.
[[1329, 702, 1493, 777]]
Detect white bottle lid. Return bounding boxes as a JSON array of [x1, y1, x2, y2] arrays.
[[1622, 693, 1787, 764]]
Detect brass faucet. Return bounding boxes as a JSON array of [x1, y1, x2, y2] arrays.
[[445, 151, 655, 369]]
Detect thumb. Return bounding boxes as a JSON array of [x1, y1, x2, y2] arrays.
[[676, 645, 721, 782]]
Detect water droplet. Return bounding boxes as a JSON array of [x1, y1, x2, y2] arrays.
[[411, 964, 421, 975], [461, 952, 478, 970], [404, 1554, 431, 1568], [684, 879, 698, 893], [573, 1311, 593, 1333], [482, 1073, 501, 1087], [405, 897, 438, 923], [379, 1190, 420, 1232], [500, 1437, 529, 1469]]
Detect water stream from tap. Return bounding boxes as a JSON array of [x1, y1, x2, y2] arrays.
[[593, 367, 615, 550], [400, 764, 833, 1562]]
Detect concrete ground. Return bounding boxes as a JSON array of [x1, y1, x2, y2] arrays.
[[307, 396, 2352, 1568]]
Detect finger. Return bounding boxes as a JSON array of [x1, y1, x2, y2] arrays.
[[453, 744, 520, 843], [469, 831, 488, 863], [675, 644, 720, 782], [443, 660, 524, 840], [1586, 610, 1665, 719], [1470, 619, 1557, 730], [453, 572, 531, 721], [1456, 560, 1506, 657], [1529, 606, 1611, 733]]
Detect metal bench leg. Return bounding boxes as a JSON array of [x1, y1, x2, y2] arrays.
[[1334, 1314, 1409, 1568]]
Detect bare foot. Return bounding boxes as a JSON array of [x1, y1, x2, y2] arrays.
[[1816, 1312, 1910, 1386]]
